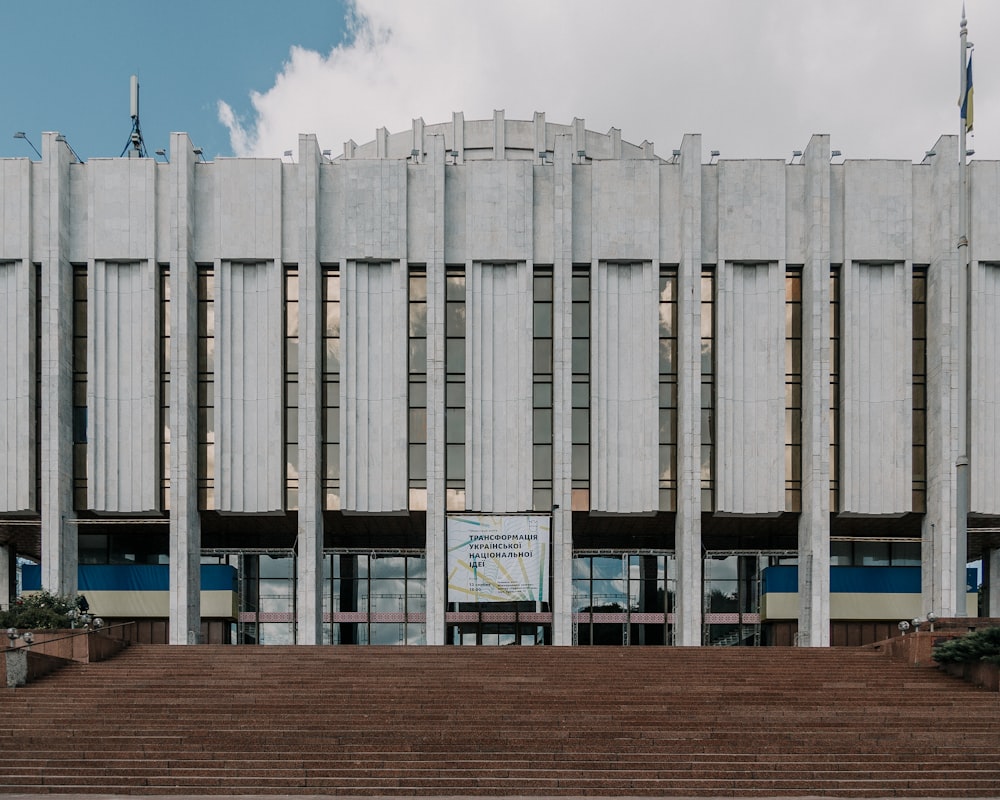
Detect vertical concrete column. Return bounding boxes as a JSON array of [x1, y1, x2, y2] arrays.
[[675, 134, 703, 645], [0, 158, 35, 514], [798, 135, 831, 646], [425, 135, 447, 644], [40, 132, 76, 597], [551, 134, 574, 645], [987, 549, 1000, 617], [0, 544, 12, 608], [296, 134, 325, 644], [168, 133, 201, 644], [924, 136, 960, 616]]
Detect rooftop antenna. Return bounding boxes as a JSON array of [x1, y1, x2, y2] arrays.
[[121, 74, 148, 158]]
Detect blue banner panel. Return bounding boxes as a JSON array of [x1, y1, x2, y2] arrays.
[[762, 565, 921, 594], [20, 564, 237, 592]]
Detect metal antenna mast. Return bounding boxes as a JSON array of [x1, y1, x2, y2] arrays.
[[121, 74, 148, 158]]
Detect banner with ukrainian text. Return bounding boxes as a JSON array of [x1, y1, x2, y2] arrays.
[[447, 515, 550, 604]]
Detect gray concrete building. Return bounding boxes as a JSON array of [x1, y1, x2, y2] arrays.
[[1, 112, 997, 646]]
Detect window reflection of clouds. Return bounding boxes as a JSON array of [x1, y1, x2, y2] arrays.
[[259, 554, 293, 579], [704, 555, 739, 582], [258, 623, 294, 645], [256, 554, 295, 615], [329, 553, 427, 644], [591, 556, 624, 579]]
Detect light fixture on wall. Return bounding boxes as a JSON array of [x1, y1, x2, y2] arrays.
[[13, 131, 41, 159], [6, 628, 34, 647], [830, 150, 842, 162], [155, 149, 168, 163], [709, 150, 720, 164], [67, 608, 104, 630], [54, 134, 84, 163], [790, 150, 803, 164]]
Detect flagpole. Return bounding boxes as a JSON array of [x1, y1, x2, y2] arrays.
[[955, 5, 970, 616]]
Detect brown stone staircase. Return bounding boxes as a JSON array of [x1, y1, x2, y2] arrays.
[[1, 644, 998, 796]]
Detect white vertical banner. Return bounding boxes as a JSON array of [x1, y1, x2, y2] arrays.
[[447, 515, 550, 603]]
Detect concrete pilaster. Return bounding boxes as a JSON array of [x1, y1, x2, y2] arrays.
[[988, 549, 1000, 617], [551, 135, 574, 645], [466, 262, 533, 511], [0, 158, 35, 514], [40, 132, 76, 597], [798, 134, 831, 646], [675, 133, 702, 645], [168, 132, 202, 644], [295, 134, 325, 644], [425, 135, 447, 644], [590, 262, 658, 513], [924, 136, 960, 617], [0, 544, 13, 608], [841, 162, 913, 516]]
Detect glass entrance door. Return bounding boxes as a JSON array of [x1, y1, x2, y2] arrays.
[[572, 553, 676, 645], [448, 608, 549, 646], [329, 552, 426, 645], [703, 553, 783, 646]]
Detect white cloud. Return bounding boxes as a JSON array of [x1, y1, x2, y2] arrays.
[[220, 0, 999, 161]]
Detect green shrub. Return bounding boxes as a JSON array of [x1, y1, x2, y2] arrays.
[[932, 627, 1000, 665], [0, 589, 90, 631]]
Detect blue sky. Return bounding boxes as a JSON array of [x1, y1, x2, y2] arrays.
[[2, 0, 350, 160], [3, 1, 998, 163]]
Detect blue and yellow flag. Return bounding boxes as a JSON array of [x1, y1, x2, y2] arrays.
[[961, 54, 974, 132]]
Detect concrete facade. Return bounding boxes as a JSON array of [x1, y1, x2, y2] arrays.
[[1, 113, 997, 646]]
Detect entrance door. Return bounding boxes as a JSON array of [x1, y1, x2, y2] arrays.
[[448, 607, 550, 645], [703, 554, 765, 646], [572, 553, 676, 645]]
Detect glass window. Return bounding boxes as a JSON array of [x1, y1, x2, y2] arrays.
[[855, 541, 890, 567], [408, 445, 427, 481], [330, 553, 426, 646], [79, 534, 108, 564], [533, 382, 552, 407], [891, 541, 921, 567], [830, 541, 852, 566], [322, 266, 341, 506], [446, 409, 465, 444], [533, 409, 552, 443], [446, 339, 465, 373], [532, 340, 552, 373], [571, 340, 589, 373]]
